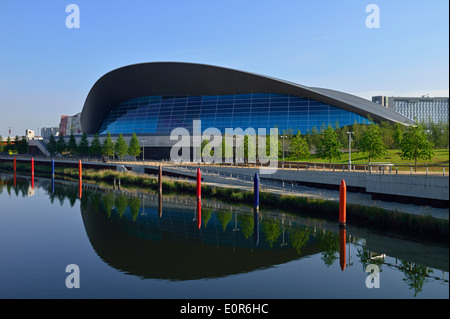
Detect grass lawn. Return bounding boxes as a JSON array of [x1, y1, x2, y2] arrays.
[[285, 149, 449, 166]]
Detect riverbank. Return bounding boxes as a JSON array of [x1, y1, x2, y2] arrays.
[[2, 162, 448, 243]]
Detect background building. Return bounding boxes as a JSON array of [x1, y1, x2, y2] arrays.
[[372, 96, 449, 124], [41, 127, 59, 138], [59, 113, 82, 136]]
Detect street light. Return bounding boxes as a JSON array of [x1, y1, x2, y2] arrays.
[[140, 139, 147, 162], [346, 132, 354, 171], [280, 135, 287, 168]]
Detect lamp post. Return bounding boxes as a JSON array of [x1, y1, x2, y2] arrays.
[[346, 132, 354, 171], [140, 139, 147, 162], [280, 135, 286, 168]]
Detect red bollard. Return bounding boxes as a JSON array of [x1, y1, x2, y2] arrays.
[[31, 157, 34, 178], [197, 199, 201, 230], [13, 157, 16, 172], [196, 168, 201, 200], [339, 179, 346, 226], [78, 160, 82, 181]]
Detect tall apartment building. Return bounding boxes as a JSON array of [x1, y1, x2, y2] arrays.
[[372, 96, 449, 124], [58, 113, 82, 136], [41, 127, 59, 138]]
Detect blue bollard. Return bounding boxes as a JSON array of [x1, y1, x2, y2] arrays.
[[254, 173, 259, 211], [52, 158, 55, 179]]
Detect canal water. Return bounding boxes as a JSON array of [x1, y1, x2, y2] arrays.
[[0, 173, 448, 299]]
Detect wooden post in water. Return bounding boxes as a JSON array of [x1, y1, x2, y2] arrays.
[[254, 173, 260, 211], [158, 165, 162, 193], [196, 168, 201, 200], [339, 179, 346, 226]]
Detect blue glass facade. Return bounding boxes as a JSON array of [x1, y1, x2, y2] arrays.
[[98, 93, 370, 135]]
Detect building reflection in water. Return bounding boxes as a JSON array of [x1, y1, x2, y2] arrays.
[[0, 172, 448, 295]]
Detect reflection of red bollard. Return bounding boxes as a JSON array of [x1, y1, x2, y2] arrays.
[[31, 157, 34, 178], [196, 168, 201, 200], [197, 199, 201, 229], [339, 179, 346, 226], [339, 227, 346, 271], [13, 157, 16, 172], [78, 160, 82, 181], [79, 180, 82, 199]]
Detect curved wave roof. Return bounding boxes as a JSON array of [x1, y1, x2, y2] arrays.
[[80, 62, 415, 134]]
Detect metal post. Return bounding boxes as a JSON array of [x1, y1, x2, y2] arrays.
[[347, 132, 354, 171]]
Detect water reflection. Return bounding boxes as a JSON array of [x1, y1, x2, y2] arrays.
[[0, 173, 448, 296]]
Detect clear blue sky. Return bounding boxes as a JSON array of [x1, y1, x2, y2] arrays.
[[0, 0, 448, 137]]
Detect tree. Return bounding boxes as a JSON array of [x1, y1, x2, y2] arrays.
[[14, 136, 20, 153], [90, 133, 102, 157], [317, 126, 343, 164], [78, 133, 90, 156], [0, 135, 3, 153], [393, 123, 404, 149], [4, 136, 12, 153], [56, 134, 67, 155], [351, 121, 366, 150], [47, 134, 57, 156], [102, 131, 115, 158], [400, 123, 434, 172], [127, 133, 141, 158], [359, 122, 386, 163], [67, 133, 78, 156], [290, 130, 310, 160], [114, 133, 128, 159], [18, 136, 28, 154]]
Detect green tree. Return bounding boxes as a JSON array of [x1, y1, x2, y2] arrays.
[[47, 134, 57, 156], [317, 126, 343, 164], [14, 136, 20, 153], [244, 135, 256, 163], [127, 133, 141, 158], [0, 135, 3, 153], [56, 134, 67, 155], [290, 130, 310, 161], [78, 133, 90, 156], [102, 131, 115, 158], [67, 133, 78, 156], [393, 122, 404, 149], [351, 121, 366, 150], [18, 136, 29, 154], [90, 133, 102, 157], [359, 122, 386, 163], [114, 133, 128, 159], [4, 136, 12, 153], [400, 123, 434, 172], [379, 121, 395, 149]]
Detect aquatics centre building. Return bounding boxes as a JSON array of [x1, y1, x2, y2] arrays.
[[80, 62, 414, 160]]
